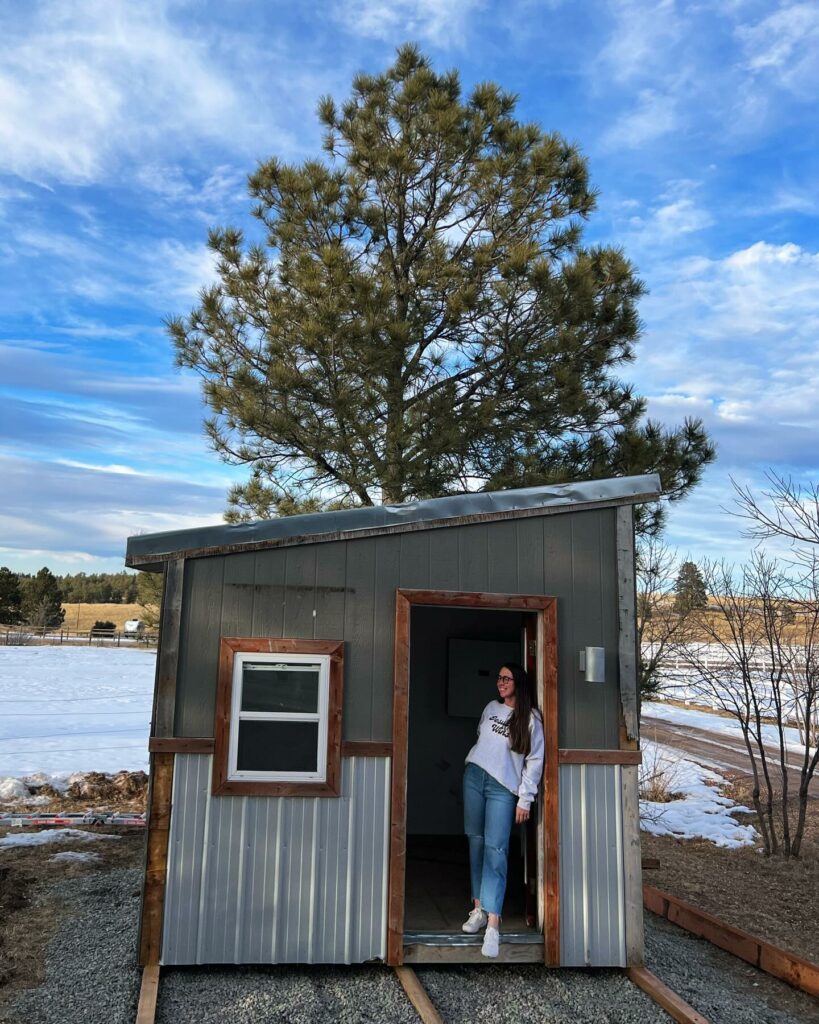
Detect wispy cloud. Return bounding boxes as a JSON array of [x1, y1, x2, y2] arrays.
[[331, 0, 484, 48]]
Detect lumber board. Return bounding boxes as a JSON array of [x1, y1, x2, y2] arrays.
[[135, 964, 160, 1024], [558, 748, 642, 764], [394, 966, 444, 1024], [153, 559, 184, 738], [627, 966, 710, 1024], [138, 753, 174, 966], [621, 765, 645, 966], [644, 884, 819, 998]]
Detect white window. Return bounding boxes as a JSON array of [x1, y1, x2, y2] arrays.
[[228, 653, 330, 782]]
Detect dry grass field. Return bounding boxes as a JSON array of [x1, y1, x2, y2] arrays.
[[60, 603, 144, 631]]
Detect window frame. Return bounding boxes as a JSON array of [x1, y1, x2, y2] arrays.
[[212, 638, 344, 797]]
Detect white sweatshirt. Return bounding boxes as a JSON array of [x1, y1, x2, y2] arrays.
[[465, 700, 545, 810]]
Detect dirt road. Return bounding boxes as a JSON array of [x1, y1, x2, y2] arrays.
[[641, 712, 819, 795]]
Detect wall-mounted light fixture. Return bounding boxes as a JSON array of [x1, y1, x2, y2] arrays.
[[579, 646, 605, 683]]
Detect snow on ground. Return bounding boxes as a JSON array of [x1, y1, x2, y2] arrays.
[[50, 850, 103, 863], [0, 646, 155, 777], [0, 827, 120, 847], [640, 740, 758, 849], [643, 700, 806, 753]]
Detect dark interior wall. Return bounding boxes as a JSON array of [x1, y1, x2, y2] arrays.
[[173, 507, 622, 747], [407, 607, 524, 835]]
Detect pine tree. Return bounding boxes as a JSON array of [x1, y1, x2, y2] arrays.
[[21, 567, 65, 629], [674, 560, 708, 614], [171, 45, 714, 526], [0, 567, 22, 624]]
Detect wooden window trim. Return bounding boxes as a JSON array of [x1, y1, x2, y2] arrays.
[[212, 637, 344, 797]]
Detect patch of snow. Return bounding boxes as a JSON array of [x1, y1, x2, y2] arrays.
[[642, 701, 806, 753], [640, 740, 758, 849], [0, 827, 120, 847], [0, 646, 155, 776], [0, 777, 30, 802], [50, 850, 103, 864]]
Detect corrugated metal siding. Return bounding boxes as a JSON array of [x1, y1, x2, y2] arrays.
[[174, 509, 621, 748], [559, 764, 626, 967], [162, 754, 391, 965]]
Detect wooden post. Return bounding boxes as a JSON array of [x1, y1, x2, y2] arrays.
[[138, 752, 174, 966]]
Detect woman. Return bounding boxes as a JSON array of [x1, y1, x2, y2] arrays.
[[461, 662, 544, 958]]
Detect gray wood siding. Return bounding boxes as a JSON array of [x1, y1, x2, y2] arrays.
[[174, 509, 621, 747]]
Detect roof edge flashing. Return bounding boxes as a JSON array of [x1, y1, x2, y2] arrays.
[[125, 474, 661, 569]]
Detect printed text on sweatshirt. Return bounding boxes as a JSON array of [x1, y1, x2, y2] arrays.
[[465, 701, 545, 809]]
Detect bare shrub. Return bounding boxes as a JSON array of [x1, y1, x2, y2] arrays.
[[679, 554, 819, 857]]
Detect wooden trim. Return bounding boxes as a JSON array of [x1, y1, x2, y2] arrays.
[[126, 490, 661, 569], [152, 558, 184, 738], [615, 506, 639, 747], [135, 964, 160, 1024], [627, 966, 709, 1024], [146, 737, 390, 758], [148, 737, 215, 754], [394, 967, 444, 1024], [211, 638, 344, 798], [138, 752, 174, 966], [387, 589, 560, 968], [644, 884, 819, 998], [396, 588, 554, 610], [558, 748, 642, 764], [541, 598, 560, 966], [341, 741, 392, 758], [621, 765, 645, 966], [387, 591, 411, 966]]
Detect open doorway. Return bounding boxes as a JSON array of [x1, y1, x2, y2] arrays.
[[389, 590, 559, 965], [404, 606, 535, 935]]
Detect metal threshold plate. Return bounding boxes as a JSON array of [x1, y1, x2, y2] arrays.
[[404, 931, 543, 947]]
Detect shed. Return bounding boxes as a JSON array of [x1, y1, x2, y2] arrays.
[[125, 473, 660, 969]]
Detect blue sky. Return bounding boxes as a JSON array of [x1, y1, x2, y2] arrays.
[[1, 0, 817, 575]]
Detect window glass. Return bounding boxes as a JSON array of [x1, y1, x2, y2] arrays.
[[236, 721, 319, 773], [240, 662, 320, 714]]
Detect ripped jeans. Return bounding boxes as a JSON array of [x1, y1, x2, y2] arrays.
[[463, 762, 517, 916]]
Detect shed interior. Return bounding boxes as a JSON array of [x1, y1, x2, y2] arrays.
[[405, 606, 539, 938]]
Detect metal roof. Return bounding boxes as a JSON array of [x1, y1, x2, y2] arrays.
[[125, 473, 662, 570]]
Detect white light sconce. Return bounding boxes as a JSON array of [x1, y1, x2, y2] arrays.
[[579, 646, 605, 683]]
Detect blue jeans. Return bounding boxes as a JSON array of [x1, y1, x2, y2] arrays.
[[463, 762, 517, 916]]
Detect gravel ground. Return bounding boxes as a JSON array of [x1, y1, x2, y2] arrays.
[[4, 863, 819, 1024], [645, 913, 819, 1024]]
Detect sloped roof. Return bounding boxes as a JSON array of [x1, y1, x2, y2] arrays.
[[126, 473, 662, 570]]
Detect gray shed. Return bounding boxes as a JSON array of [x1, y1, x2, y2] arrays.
[[126, 473, 659, 970]]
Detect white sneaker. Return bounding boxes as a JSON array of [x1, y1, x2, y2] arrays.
[[461, 907, 488, 934], [481, 926, 500, 958]]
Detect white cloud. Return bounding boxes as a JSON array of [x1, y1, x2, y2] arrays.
[[602, 88, 678, 147], [739, 3, 819, 96], [598, 0, 682, 84], [636, 240, 819, 476], [0, 1, 312, 187], [332, 0, 484, 47]]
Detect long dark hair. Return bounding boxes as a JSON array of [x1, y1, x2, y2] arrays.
[[498, 662, 539, 756]]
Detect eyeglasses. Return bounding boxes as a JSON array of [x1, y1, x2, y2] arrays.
[[497, 675, 514, 683]]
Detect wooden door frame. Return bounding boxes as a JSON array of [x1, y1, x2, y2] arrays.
[[387, 589, 559, 966]]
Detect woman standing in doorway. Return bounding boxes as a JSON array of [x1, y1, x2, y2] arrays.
[[462, 663, 544, 958]]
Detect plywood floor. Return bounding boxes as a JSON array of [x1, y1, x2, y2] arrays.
[[404, 835, 536, 934]]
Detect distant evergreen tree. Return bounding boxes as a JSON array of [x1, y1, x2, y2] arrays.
[[136, 571, 163, 629], [59, 571, 140, 604], [21, 567, 65, 628], [673, 561, 708, 614], [0, 566, 22, 624]]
